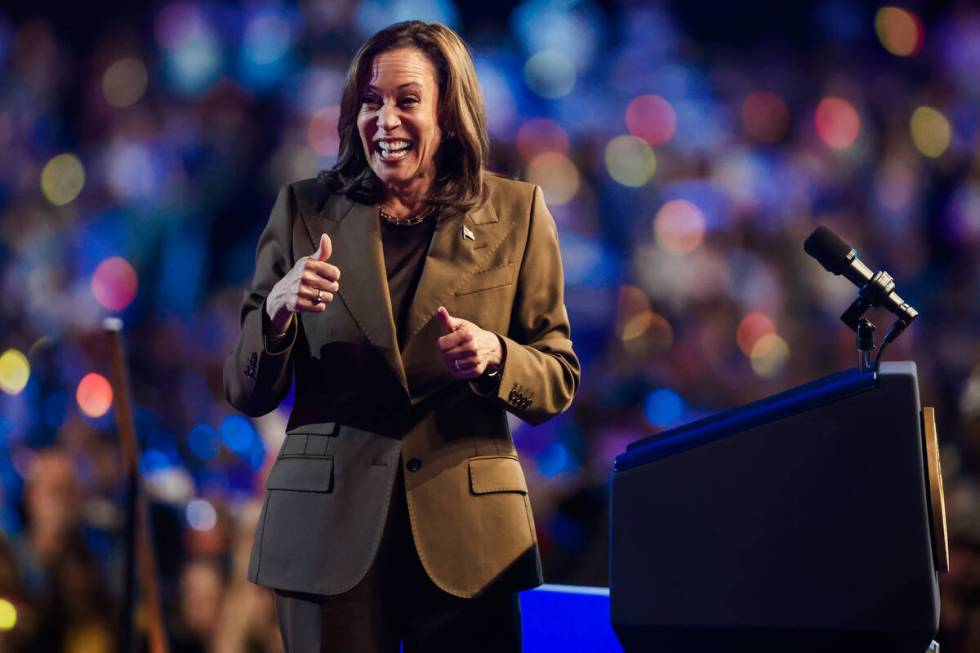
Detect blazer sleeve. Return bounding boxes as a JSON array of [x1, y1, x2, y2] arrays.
[[474, 185, 581, 425], [223, 184, 299, 417]]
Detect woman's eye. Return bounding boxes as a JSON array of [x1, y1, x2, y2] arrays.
[[361, 96, 380, 106], [400, 96, 419, 106]]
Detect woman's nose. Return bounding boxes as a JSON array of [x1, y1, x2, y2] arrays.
[[377, 102, 400, 131]]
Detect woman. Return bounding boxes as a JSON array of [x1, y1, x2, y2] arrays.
[[224, 20, 580, 652]]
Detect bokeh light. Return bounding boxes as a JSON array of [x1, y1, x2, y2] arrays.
[[0, 598, 16, 630], [188, 423, 221, 461], [186, 498, 217, 531], [741, 91, 790, 143], [625, 95, 676, 146], [526, 152, 580, 205], [654, 200, 706, 254], [242, 10, 292, 64], [524, 51, 576, 99], [910, 106, 951, 158], [736, 312, 776, 356], [0, 349, 30, 395], [750, 333, 790, 377], [155, 2, 222, 96], [605, 135, 656, 187], [511, 0, 602, 71], [40, 153, 85, 206], [307, 105, 340, 157], [814, 97, 860, 150], [101, 58, 148, 108], [77, 373, 113, 418], [355, 0, 460, 38], [620, 310, 674, 354], [105, 140, 162, 204], [875, 7, 924, 57], [874, 157, 916, 212], [644, 388, 685, 427], [515, 118, 570, 161], [91, 257, 138, 311], [220, 415, 256, 454]]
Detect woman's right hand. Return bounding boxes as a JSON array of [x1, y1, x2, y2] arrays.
[[264, 234, 340, 334]]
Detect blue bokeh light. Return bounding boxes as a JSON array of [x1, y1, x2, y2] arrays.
[[354, 0, 461, 38], [644, 388, 685, 428], [219, 415, 255, 454], [139, 449, 173, 476], [188, 423, 221, 461]]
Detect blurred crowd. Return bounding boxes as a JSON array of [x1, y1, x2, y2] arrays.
[[0, 0, 978, 651]]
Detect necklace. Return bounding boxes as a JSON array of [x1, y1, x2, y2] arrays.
[[379, 204, 435, 226]]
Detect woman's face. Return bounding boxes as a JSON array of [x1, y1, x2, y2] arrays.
[[357, 46, 443, 194]]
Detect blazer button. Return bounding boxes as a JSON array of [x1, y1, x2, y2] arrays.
[[406, 458, 422, 472]]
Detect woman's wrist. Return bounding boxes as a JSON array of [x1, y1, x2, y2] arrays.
[[264, 301, 294, 336]]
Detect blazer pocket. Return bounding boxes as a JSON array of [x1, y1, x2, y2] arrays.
[[266, 456, 334, 493], [455, 263, 515, 296], [469, 455, 528, 495]]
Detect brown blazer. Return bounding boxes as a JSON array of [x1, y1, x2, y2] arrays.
[[224, 173, 580, 599]]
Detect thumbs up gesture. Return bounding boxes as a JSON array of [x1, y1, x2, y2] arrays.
[[436, 306, 503, 379], [265, 234, 341, 333]]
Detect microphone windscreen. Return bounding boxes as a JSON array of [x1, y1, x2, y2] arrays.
[[804, 226, 854, 274]]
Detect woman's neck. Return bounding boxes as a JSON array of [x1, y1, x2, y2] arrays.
[[379, 176, 433, 218]]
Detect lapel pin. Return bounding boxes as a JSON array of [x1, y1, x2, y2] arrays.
[[462, 225, 475, 241]]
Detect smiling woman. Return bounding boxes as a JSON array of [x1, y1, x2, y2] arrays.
[[223, 20, 580, 653]]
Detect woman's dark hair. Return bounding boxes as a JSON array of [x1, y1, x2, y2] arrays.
[[318, 20, 490, 213]]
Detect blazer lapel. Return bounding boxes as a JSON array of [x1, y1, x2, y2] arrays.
[[404, 200, 510, 341], [401, 198, 516, 401], [300, 197, 408, 393]]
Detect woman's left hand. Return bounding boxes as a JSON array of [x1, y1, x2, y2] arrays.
[[436, 306, 502, 379]]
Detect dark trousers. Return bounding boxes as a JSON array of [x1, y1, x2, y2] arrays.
[[274, 470, 522, 653]]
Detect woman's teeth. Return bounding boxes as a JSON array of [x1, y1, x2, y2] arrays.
[[378, 140, 411, 161]]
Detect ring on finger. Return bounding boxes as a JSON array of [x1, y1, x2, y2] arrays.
[[454, 360, 460, 371], [315, 290, 323, 304]]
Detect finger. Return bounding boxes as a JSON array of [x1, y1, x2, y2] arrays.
[[291, 296, 329, 313], [303, 259, 341, 283], [313, 234, 332, 261], [436, 328, 471, 352], [301, 285, 334, 302], [301, 271, 340, 293], [451, 356, 480, 371], [442, 341, 479, 358], [448, 357, 481, 378], [437, 306, 461, 333]]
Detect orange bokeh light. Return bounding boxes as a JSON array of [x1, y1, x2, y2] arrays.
[[77, 373, 113, 418], [875, 7, 924, 57], [625, 95, 676, 146], [91, 257, 138, 311], [737, 312, 776, 356], [814, 97, 860, 150], [741, 91, 790, 144], [515, 118, 570, 161]]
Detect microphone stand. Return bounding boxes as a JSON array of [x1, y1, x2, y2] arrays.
[[839, 269, 916, 375], [856, 319, 875, 374]]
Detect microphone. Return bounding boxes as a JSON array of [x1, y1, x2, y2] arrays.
[[804, 226, 918, 326]]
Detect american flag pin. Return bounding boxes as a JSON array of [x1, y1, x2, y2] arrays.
[[462, 225, 475, 241]]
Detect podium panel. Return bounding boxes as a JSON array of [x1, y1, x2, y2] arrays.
[[610, 362, 944, 653]]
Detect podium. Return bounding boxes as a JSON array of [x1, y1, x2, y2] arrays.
[[610, 362, 948, 653]]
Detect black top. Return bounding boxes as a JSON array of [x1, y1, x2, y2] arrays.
[[379, 214, 438, 349]]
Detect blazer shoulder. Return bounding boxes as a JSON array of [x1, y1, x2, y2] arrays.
[[484, 173, 538, 221], [485, 172, 536, 199], [283, 176, 354, 221]]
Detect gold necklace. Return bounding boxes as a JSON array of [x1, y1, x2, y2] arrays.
[[378, 204, 435, 226]]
